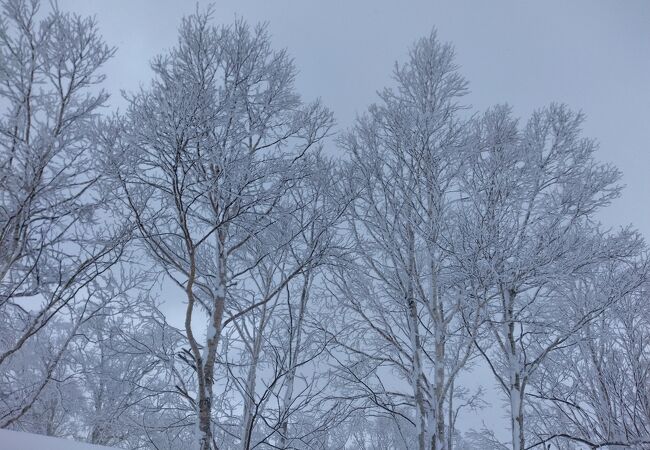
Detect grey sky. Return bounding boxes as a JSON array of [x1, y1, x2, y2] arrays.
[[63, 0, 650, 241], [56, 0, 650, 439]]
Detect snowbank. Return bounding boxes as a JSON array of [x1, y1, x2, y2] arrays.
[[0, 429, 117, 450]]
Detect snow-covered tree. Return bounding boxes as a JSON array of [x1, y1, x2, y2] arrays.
[[2, 6, 649, 450], [0, 0, 132, 428], [103, 10, 333, 449], [528, 266, 650, 449], [220, 154, 348, 449], [456, 104, 646, 450], [331, 31, 481, 450]]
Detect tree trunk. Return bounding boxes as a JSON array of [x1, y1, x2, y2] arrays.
[[430, 269, 446, 450], [278, 272, 310, 448], [432, 334, 446, 450], [509, 385, 524, 450], [188, 235, 227, 450], [505, 289, 525, 450], [241, 320, 263, 450], [447, 379, 455, 450], [406, 223, 427, 450], [197, 384, 213, 450]]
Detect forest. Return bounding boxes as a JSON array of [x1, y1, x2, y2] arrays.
[[1, 1, 649, 449]]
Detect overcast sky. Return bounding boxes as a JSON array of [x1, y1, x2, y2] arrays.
[[55, 0, 650, 438], [61, 0, 650, 241]]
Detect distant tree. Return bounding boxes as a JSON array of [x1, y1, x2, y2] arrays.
[[528, 270, 650, 450], [68, 291, 180, 449]]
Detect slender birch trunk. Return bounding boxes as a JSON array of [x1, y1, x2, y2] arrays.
[[504, 288, 525, 450], [404, 221, 428, 450], [432, 327, 446, 450], [278, 272, 310, 448], [241, 304, 266, 450], [191, 234, 227, 450]]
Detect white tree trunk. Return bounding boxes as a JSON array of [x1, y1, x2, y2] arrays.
[[278, 273, 310, 448]]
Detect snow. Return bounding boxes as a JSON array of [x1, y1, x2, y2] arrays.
[[0, 429, 117, 450]]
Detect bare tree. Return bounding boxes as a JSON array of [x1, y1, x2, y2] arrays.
[[0, 0, 131, 428], [2, 7, 649, 450], [331, 30, 481, 450], [221, 154, 347, 449], [527, 265, 650, 450], [67, 288, 180, 448], [103, 10, 333, 449], [457, 104, 646, 450]]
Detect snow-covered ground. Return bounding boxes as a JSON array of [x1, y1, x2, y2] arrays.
[[0, 429, 116, 450]]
